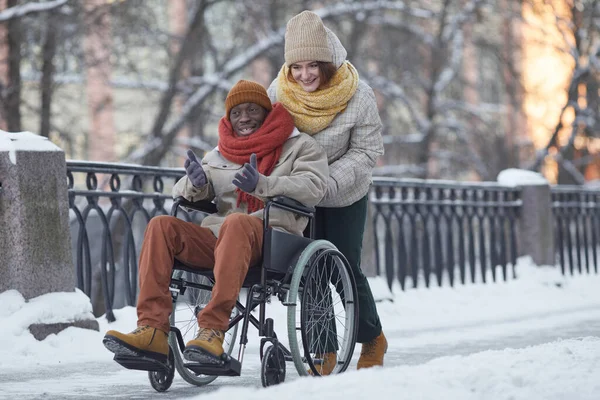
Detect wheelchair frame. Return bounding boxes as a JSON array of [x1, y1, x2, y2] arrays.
[[134, 195, 359, 391]]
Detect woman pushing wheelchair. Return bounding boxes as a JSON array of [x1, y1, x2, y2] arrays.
[[103, 80, 329, 366], [268, 10, 387, 371]]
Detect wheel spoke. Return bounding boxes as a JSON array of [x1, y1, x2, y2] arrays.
[[288, 243, 358, 377], [169, 272, 239, 386]]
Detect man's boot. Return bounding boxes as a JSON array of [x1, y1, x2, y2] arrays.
[[183, 328, 226, 364], [103, 325, 169, 364], [357, 331, 387, 369]]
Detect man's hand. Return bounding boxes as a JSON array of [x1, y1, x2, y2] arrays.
[[233, 153, 259, 193], [184, 150, 207, 188]]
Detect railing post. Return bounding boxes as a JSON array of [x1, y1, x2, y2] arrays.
[[498, 169, 554, 266], [361, 199, 377, 277], [0, 130, 98, 339]]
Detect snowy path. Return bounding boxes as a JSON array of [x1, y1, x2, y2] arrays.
[[1, 309, 599, 400], [2, 260, 599, 399]]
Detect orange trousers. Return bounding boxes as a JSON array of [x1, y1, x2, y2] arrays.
[[136, 213, 263, 333]]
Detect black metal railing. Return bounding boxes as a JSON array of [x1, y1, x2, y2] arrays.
[[67, 161, 203, 322], [67, 160, 600, 320], [370, 178, 522, 290], [551, 186, 600, 276]]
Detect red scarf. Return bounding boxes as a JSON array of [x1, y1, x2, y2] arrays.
[[218, 102, 295, 213]]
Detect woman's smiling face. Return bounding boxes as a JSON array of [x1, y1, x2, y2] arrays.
[[290, 61, 321, 92]]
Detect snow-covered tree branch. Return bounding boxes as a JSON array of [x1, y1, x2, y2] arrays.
[[0, 0, 67, 22]]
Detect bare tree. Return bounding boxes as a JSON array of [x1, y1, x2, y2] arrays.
[[142, 0, 215, 165], [530, 0, 600, 184], [351, 0, 513, 180], [2, 0, 23, 131], [131, 0, 489, 168], [0, 0, 68, 132], [5, 0, 583, 187], [40, 10, 58, 138]]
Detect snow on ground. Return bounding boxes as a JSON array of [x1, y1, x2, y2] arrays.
[[0, 256, 599, 399], [374, 256, 600, 344], [189, 337, 600, 400]]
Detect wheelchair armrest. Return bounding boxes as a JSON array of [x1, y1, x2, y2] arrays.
[[171, 196, 218, 216], [268, 196, 315, 216]]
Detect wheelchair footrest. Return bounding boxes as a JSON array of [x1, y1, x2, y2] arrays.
[[183, 358, 242, 377], [113, 354, 170, 372]]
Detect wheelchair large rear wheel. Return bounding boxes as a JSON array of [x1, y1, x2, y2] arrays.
[[169, 270, 239, 386], [286, 240, 359, 376]]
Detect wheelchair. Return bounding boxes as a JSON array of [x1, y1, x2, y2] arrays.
[[113, 195, 359, 391]]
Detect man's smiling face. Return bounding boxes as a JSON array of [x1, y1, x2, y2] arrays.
[[229, 102, 268, 137]]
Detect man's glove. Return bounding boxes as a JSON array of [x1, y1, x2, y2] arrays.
[[233, 153, 259, 193], [184, 150, 207, 188]]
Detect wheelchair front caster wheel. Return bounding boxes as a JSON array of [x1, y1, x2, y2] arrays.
[[261, 345, 286, 387], [149, 349, 175, 392]]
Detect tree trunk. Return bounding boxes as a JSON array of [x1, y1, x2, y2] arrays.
[[40, 12, 58, 138], [143, 1, 207, 166], [83, 0, 114, 162], [5, 0, 21, 132]]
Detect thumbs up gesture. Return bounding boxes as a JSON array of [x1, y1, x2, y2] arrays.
[[233, 153, 259, 193], [184, 150, 207, 188]]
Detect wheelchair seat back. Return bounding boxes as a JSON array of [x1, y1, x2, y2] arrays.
[[262, 228, 313, 275]]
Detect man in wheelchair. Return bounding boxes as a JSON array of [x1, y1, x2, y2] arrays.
[[103, 80, 329, 368]]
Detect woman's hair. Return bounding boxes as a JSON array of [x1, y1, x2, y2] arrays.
[[287, 61, 337, 89]]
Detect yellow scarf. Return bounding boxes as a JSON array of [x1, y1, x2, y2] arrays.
[[275, 61, 359, 135]]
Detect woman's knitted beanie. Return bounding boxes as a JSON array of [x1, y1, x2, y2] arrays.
[[284, 11, 333, 66]]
